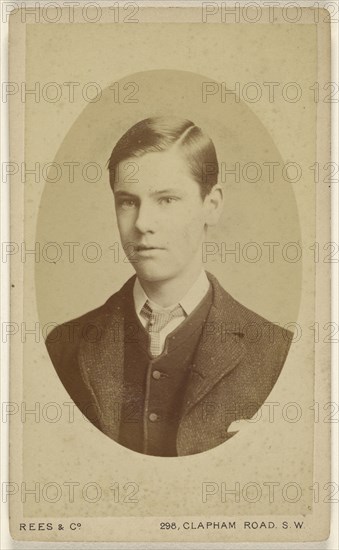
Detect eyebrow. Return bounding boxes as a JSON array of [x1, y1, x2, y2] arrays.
[[114, 190, 138, 198], [151, 188, 183, 196], [114, 188, 183, 198]]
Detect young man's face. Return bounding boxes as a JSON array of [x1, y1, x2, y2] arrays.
[[113, 149, 220, 284]]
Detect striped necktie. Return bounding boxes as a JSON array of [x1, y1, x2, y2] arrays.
[[140, 300, 184, 357]]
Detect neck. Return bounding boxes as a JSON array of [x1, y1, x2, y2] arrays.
[[138, 263, 204, 308]]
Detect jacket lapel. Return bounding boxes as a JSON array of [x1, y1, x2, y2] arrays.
[[78, 278, 135, 439], [181, 273, 246, 418], [77, 273, 246, 445]]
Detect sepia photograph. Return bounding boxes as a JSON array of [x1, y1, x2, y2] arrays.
[[3, 1, 336, 546], [46, 115, 293, 456]]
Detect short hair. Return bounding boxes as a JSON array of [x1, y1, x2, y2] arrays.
[[108, 116, 219, 197]]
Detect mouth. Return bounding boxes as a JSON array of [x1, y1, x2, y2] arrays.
[[135, 245, 165, 252]]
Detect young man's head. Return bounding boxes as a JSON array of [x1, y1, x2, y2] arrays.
[[108, 116, 223, 285]]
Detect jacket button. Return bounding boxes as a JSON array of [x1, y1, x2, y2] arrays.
[[148, 413, 159, 422], [152, 370, 161, 380]]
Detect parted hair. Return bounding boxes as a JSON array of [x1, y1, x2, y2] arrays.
[[108, 116, 219, 197]]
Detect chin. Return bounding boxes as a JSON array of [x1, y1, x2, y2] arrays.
[[133, 264, 176, 283]]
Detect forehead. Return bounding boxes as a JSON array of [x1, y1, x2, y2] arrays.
[[114, 150, 197, 193]]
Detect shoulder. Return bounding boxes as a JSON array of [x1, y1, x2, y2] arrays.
[[206, 271, 293, 364], [45, 275, 135, 355]]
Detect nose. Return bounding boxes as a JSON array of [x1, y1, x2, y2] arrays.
[[134, 202, 156, 234]]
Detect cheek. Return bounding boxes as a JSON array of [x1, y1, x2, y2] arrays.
[[170, 214, 204, 246], [173, 204, 204, 227], [183, 207, 205, 232], [117, 213, 134, 235]]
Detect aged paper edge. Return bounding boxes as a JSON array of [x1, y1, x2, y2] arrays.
[[6, 2, 334, 545]]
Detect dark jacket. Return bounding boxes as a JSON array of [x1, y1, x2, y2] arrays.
[[46, 272, 292, 455]]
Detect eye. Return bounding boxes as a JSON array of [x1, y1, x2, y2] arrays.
[[158, 197, 178, 205], [118, 198, 137, 210]]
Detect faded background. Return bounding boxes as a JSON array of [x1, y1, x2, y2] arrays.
[[9, 5, 331, 543]]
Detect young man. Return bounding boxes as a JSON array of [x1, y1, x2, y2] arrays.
[[46, 116, 292, 457]]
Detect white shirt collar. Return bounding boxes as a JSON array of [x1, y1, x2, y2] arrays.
[[133, 270, 210, 317]]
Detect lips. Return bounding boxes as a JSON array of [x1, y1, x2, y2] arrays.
[[135, 244, 164, 251]]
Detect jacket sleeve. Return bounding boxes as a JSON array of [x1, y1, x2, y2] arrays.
[[45, 322, 101, 429]]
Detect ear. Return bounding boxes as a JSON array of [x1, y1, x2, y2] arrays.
[[204, 184, 223, 227]]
